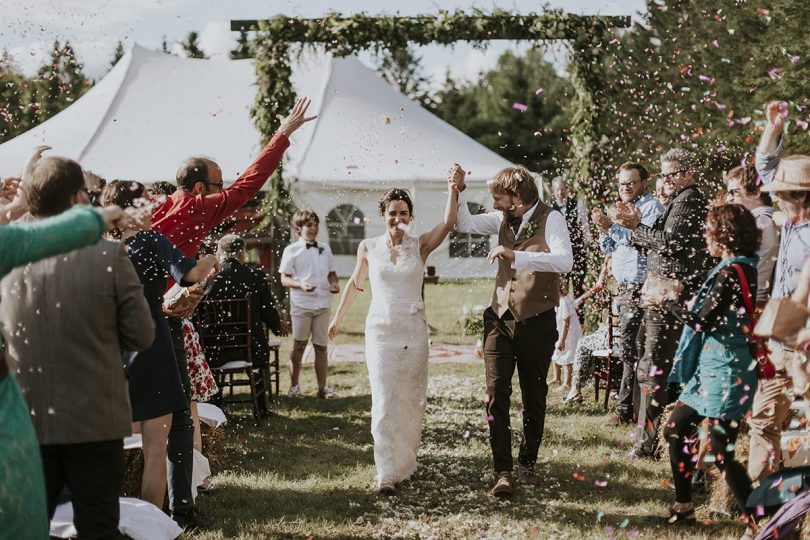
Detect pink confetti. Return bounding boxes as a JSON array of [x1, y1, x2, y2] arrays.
[[608, 38, 619, 45], [716, 144, 727, 153], [345, 165, 359, 169], [739, 395, 749, 405], [699, 74, 715, 84], [777, 101, 790, 118], [594, 480, 608, 487], [627, 531, 640, 538], [736, 117, 752, 125], [711, 39, 720, 48], [534, 87, 544, 95], [756, 504, 765, 517], [797, 119, 809, 130], [768, 68, 784, 81], [485, 415, 494, 422], [771, 475, 783, 488], [714, 101, 727, 110], [512, 102, 528, 112]]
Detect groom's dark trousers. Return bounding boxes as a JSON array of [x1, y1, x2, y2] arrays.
[[483, 307, 557, 473]]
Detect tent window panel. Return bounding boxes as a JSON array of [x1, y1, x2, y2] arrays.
[[327, 204, 365, 255], [449, 202, 489, 258]]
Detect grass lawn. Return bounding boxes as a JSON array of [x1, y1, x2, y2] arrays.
[[190, 360, 746, 540]]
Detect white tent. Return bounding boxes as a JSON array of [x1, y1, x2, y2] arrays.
[[0, 44, 514, 278]]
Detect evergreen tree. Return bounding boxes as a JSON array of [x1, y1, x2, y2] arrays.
[[31, 40, 91, 125], [0, 50, 30, 142], [376, 45, 433, 107], [230, 30, 253, 59], [110, 40, 125, 68], [180, 31, 207, 59]]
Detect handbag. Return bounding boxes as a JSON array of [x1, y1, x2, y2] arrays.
[[731, 263, 776, 380], [754, 297, 810, 346]]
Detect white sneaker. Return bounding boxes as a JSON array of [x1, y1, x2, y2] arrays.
[[288, 385, 304, 398], [317, 386, 337, 400]]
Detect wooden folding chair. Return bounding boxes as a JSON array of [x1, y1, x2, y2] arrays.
[[593, 308, 622, 411], [194, 297, 268, 426]]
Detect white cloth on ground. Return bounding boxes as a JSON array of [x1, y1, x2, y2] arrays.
[[50, 497, 182, 540]]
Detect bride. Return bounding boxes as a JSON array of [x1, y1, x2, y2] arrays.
[[328, 165, 461, 494]]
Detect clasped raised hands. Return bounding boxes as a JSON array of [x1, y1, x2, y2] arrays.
[[448, 163, 465, 192]]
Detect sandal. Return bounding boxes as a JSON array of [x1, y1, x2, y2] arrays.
[[661, 505, 696, 525], [562, 392, 582, 404]]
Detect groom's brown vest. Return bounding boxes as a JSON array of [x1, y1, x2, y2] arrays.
[[491, 201, 560, 321]]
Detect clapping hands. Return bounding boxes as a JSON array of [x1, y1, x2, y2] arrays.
[[609, 202, 642, 229], [591, 208, 613, 234]]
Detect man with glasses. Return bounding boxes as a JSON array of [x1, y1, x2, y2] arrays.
[[724, 164, 779, 306], [612, 148, 710, 459], [151, 97, 317, 529], [747, 101, 810, 482], [592, 162, 663, 426]]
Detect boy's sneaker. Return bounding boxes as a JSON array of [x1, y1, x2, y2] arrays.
[[317, 386, 337, 400], [288, 385, 304, 398]]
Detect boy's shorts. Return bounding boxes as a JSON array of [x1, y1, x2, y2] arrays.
[[291, 305, 331, 347]]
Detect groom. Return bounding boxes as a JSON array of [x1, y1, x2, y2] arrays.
[[453, 166, 573, 497]]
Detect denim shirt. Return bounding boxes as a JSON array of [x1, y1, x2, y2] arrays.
[[599, 193, 664, 284], [756, 143, 810, 300]]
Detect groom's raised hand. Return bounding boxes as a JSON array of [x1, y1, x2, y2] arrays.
[[486, 245, 515, 264], [448, 163, 466, 192]]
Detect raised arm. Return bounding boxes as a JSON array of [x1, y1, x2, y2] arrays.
[[756, 100, 787, 184], [419, 165, 460, 261], [198, 98, 318, 226], [451, 164, 502, 235], [328, 242, 369, 339]]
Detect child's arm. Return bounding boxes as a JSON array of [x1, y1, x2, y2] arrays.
[[281, 273, 316, 292], [328, 243, 369, 339], [556, 317, 570, 351], [327, 271, 339, 294]]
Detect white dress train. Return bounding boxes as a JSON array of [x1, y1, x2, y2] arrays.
[[363, 234, 429, 485]]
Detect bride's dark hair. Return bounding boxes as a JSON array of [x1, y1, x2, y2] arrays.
[[378, 188, 413, 215]]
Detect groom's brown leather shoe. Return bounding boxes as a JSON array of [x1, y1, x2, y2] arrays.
[[516, 465, 542, 486], [490, 471, 514, 498]]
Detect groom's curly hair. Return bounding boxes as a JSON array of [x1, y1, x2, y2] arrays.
[[489, 166, 538, 204]]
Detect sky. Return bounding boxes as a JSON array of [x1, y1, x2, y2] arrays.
[[0, 0, 646, 85]]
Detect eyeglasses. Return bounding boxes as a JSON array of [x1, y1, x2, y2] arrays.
[[659, 169, 688, 181], [726, 188, 742, 197]]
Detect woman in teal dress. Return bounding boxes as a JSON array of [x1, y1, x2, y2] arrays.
[[0, 204, 120, 540], [651, 203, 761, 530]]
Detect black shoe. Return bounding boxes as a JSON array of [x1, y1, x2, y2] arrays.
[[172, 507, 215, 530], [660, 505, 696, 525]]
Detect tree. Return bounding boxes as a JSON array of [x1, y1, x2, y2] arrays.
[[180, 31, 207, 59], [230, 30, 253, 59], [32, 40, 91, 124], [432, 49, 571, 176], [376, 45, 433, 106], [110, 40, 125, 68], [0, 50, 31, 143]]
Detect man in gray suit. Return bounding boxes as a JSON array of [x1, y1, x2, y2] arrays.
[[0, 156, 154, 539]]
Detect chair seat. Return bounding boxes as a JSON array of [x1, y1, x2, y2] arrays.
[[268, 338, 282, 348], [213, 360, 251, 371]]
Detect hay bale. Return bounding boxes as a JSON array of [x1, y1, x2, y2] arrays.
[[705, 423, 750, 516], [119, 424, 228, 499], [120, 448, 144, 498], [656, 403, 677, 463]]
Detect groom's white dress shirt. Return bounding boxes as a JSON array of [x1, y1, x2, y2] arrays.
[[455, 191, 574, 273]]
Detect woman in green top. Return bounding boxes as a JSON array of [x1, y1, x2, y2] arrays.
[[0, 204, 122, 540]]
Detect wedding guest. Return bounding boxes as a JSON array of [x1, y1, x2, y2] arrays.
[[551, 278, 581, 392], [552, 176, 592, 299], [723, 164, 779, 305], [592, 162, 663, 425], [747, 100, 810, 482], [150, 97, 315, 529], [655, 176, 674, 208], [100, 180, 218, 509], [202, 234, 289, 377], [656, 204, 759, 535], [612, 148, 711, 459], [279, 209, 340, 399], [0, 156, 153, 539], [0, 200, 126, 539]]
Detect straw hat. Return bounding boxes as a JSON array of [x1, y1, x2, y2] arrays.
[[760, 155, 810, 192]]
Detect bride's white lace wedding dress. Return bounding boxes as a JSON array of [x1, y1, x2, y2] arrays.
[[363, 233, 429, 485]]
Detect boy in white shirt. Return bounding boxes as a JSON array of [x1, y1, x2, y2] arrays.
[[279, 209, 340, 399]]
